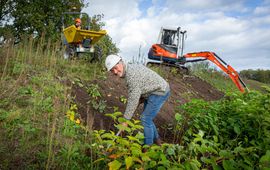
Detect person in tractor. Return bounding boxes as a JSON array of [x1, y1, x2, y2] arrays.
[[105, 54, 170, 147], [75, 18, 81, 29], [74, 18, 83, 50]]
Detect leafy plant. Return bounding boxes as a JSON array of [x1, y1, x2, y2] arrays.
[[91, 99, 107, 113], [87, 83, 102, 99], [119, 95, 127, 104], [173, 90, 270, 169], [86, 83, 107, 112], [66, 104, 81, 124]]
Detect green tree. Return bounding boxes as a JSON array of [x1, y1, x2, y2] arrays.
[[1, 0, 84, 41], [1, 0, 119, 60], [89, 14, 119, 57], [240, 69, 270, 84], [0, 0, 12, 22]]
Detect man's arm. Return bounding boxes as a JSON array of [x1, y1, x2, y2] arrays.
[[123, 88, 141, 120]]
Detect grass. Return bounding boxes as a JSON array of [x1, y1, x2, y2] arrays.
[[189, 62, 269, 93], [0, 37, 105, 169], [192, 68, 237, 92]]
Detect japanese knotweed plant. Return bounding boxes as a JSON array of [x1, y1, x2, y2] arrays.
[[174, 90, 270, 169], [87, 83, 107, 113], [90, 112, 218, 170]]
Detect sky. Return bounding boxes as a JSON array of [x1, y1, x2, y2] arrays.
[[83, 0, 270, 71]]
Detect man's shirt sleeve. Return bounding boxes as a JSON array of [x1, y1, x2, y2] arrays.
[[123, 87, 141, 120]]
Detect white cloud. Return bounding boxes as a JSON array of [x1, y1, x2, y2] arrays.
[[84, 0, 270, 70], [86, 0, 141, 20], [254, 6, 270, 15], [165, 0, 249, 13]]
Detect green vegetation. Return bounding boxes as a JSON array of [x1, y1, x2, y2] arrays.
[[91, 90, 270, 170], [240, 69, 270, 84], [190, 62, 270, 93], [0, 37, 107, 169], [1, 0, 84, 41], [189, 62, 237, 93]]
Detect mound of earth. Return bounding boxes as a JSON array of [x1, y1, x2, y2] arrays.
[[72, 68, 224, 143]]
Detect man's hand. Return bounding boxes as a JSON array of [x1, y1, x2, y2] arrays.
[[121, 122, 128, 127], [119, 122, 128, 134]]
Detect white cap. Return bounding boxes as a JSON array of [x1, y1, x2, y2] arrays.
[[105, 54, 122, 71]]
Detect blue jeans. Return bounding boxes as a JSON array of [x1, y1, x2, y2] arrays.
[[141, 91, 170, 145]]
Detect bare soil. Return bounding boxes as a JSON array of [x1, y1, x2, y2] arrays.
[[71, 67, 224, 143]]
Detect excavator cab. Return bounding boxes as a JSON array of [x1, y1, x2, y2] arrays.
[[147, 26, 248, 93], [159, 28, 177, 46], [147, 27, 186, 65]]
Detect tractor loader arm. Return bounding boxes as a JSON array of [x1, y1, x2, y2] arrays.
[[183, 51, 248, 93]]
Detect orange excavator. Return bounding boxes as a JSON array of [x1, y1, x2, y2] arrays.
[[146, 27, 248, 93]]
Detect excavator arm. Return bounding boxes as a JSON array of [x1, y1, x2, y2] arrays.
[[183, 51, 248, 93]]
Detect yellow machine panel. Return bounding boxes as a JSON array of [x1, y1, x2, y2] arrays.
[[63, 25, 107, 44]]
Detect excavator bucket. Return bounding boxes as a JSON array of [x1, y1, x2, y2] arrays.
[[63, 25, 107, 45]]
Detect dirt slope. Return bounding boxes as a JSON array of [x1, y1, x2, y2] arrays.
[[72, 69, 224, 143]]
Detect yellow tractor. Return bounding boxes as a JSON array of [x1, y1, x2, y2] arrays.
[[61, 12, 106, 61]]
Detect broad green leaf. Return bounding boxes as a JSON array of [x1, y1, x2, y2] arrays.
[[132, 157, 143, 164], [166, 147, 175, 155], [101, 133, 114, 139], [115, 124, 131, 133], [183, 161, 194, 170], [108, 160, 122, 170], [190, 159, 201, 169], [233, 124, 241, 135], [126, 120, 135, 127], [234, 146, 244, 153], [134, 132, 144, 140], [219, 150, 233, 158], [93, 158, 105, 164], [127, 136, 140, 143], [175, 113, 183, 121], [210, 122, 219, 136], [131, 142, 142, 148], [114, 111, 123, 117], [222, 160, 237, 170], [151, 145, 162, 151], [125, 157, 133, 169], [133, 119, 141, 124], [260, 150, 270, 162], [213, 135, 218, 143], [134, 124, 144, 130], [149, 160, 157, 168], [157, 166, 166, 170], [118, 138, 130, 146], [260, 150, 270, 168], [105, 113, 117, 120], [212, 162, 222, 170], [117, 117, 127, 123], [198, 130, 204, 138], [141, 154, 151, 161], [131, 146, 142, 156], [207, 146, 218, 154], [201, 157, 213, 164]]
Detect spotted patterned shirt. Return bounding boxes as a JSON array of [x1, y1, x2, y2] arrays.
[[123, 63, 170, 120]]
